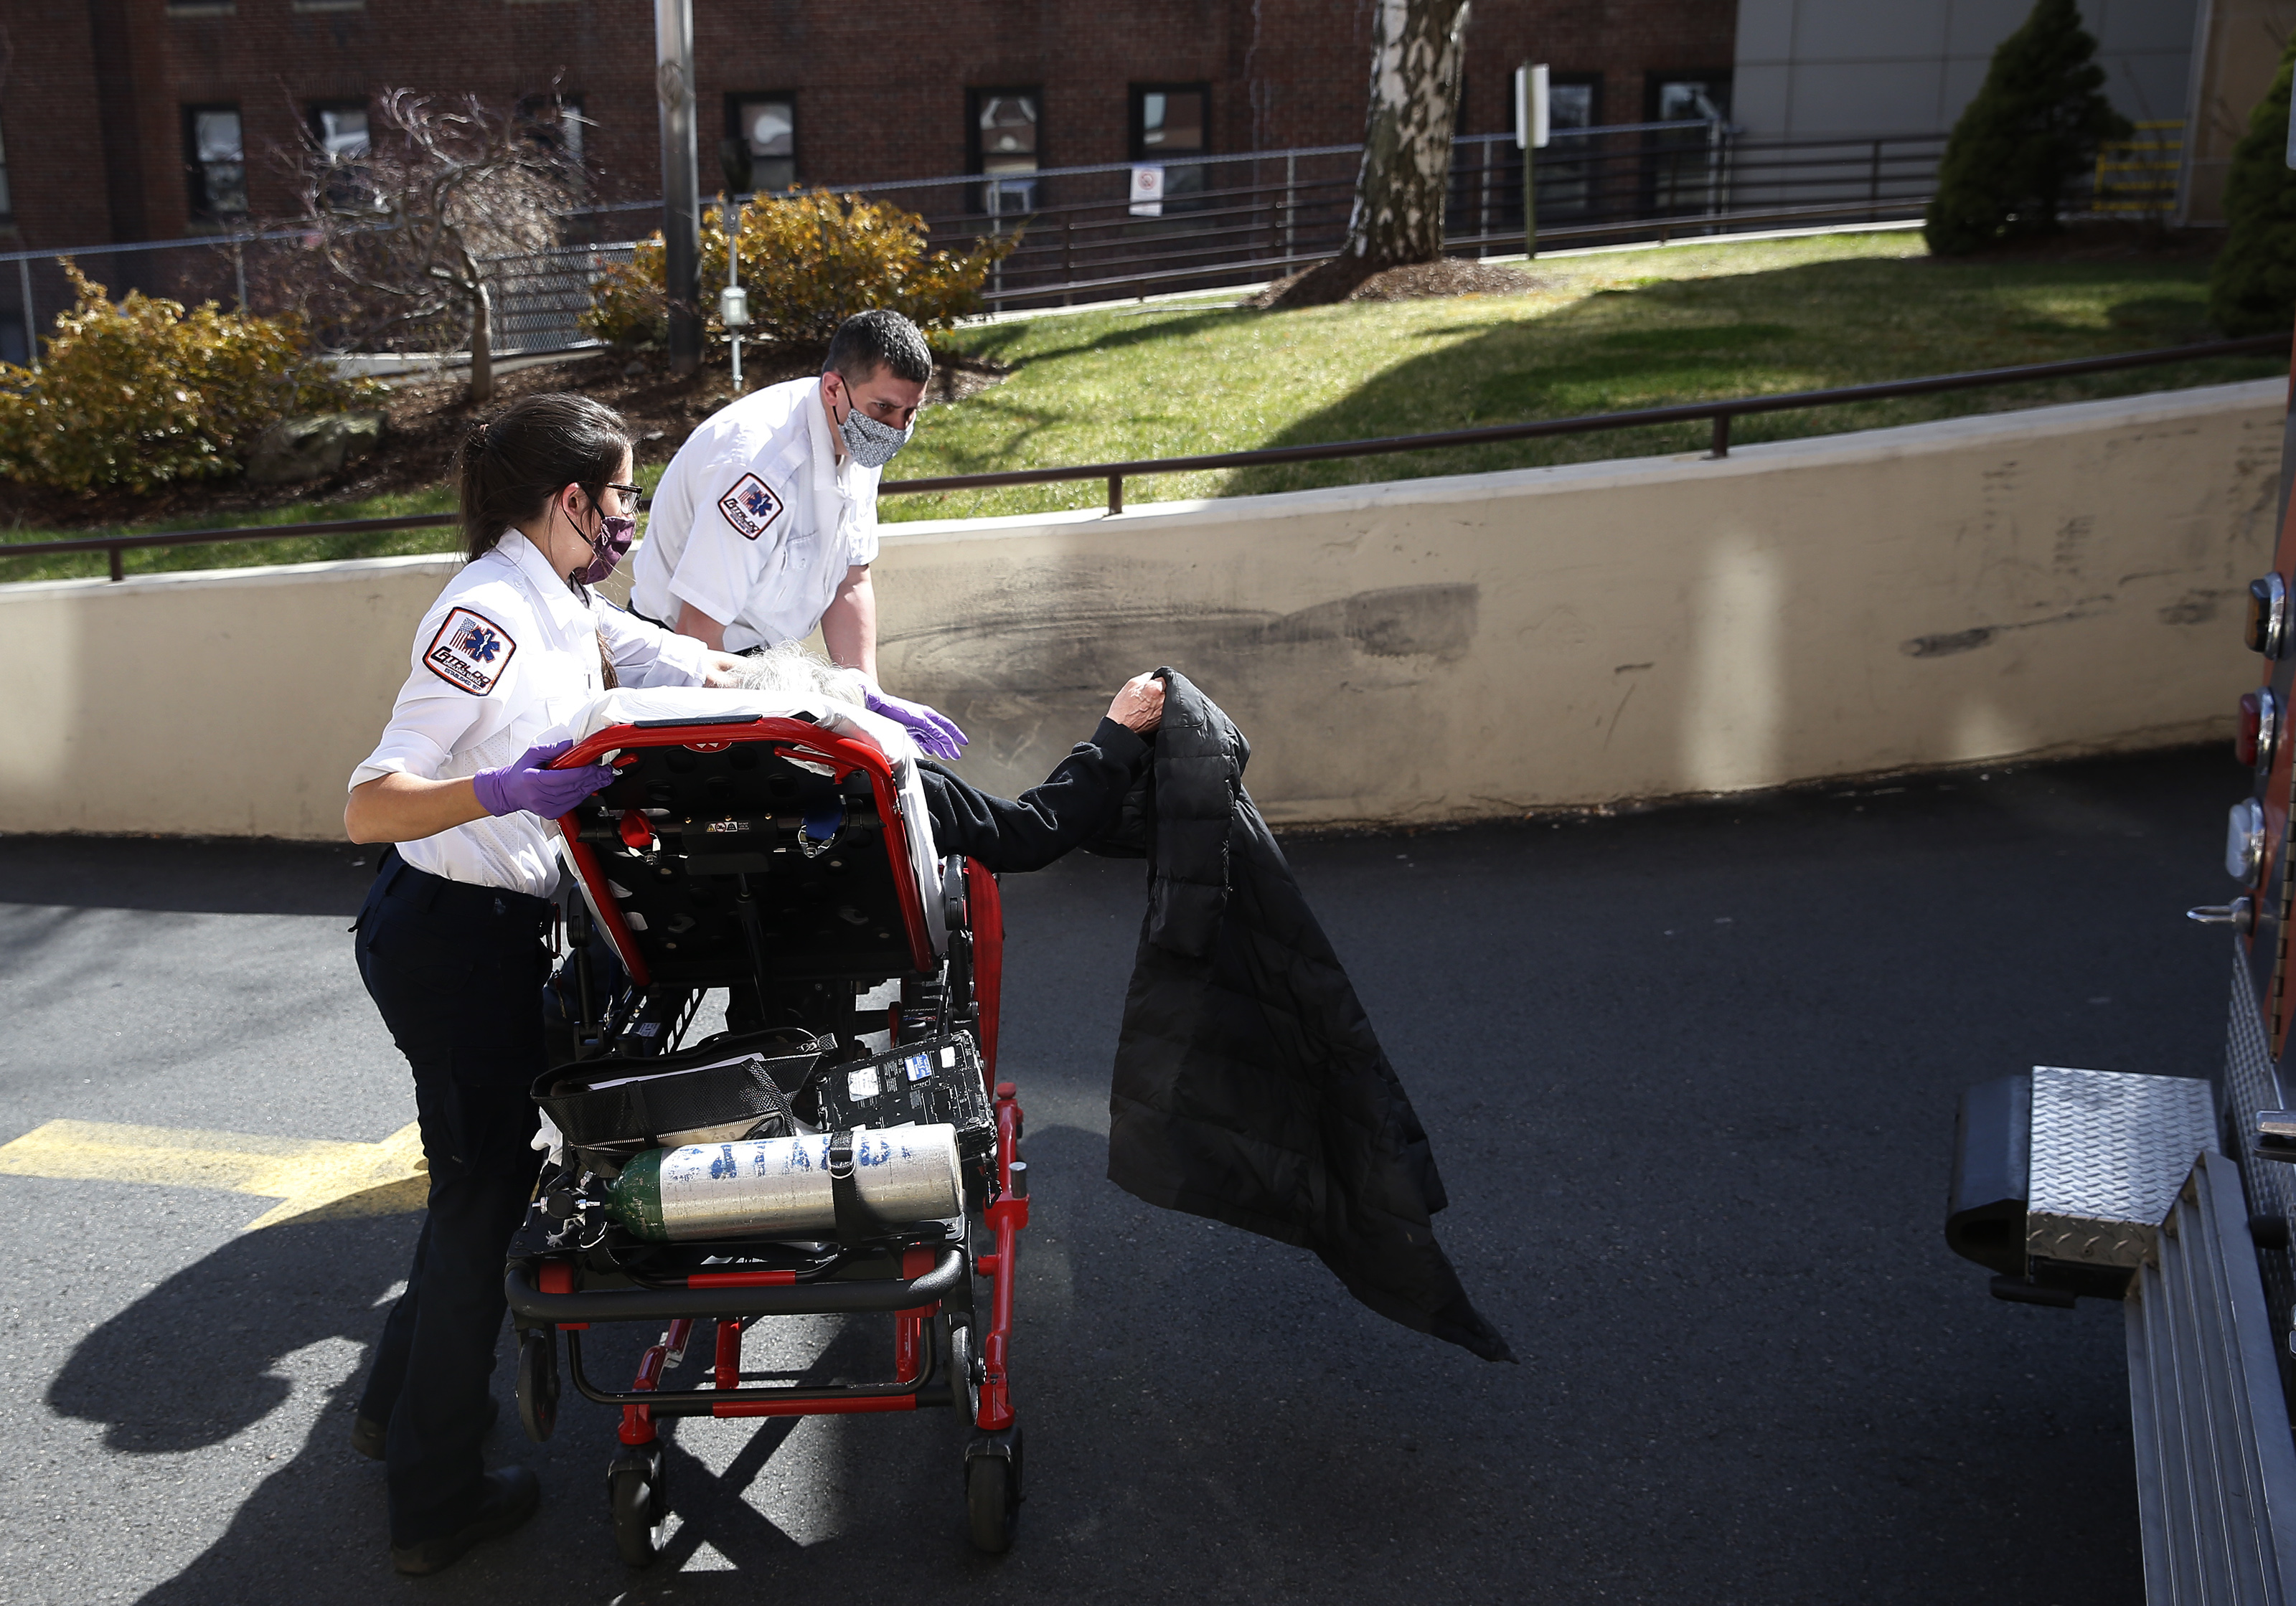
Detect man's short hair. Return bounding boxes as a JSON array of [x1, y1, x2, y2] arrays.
[[826, 309, 933, 387]]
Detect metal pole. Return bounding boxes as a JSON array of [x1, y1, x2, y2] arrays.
[[1479, 140, 1492, 256], [1707, 118, 1722, 219], [1524, 61, 1543, 259], [1284, 151, 1296, 263], [18, 257, 36, 372], [655, 0, 702, 377], [726, 194, 742, 391], [232, 240, 247, 311]]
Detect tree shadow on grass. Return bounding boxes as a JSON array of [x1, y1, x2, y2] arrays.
[[1214, 252, 2263, 500]]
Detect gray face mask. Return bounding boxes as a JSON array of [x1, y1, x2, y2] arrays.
[[836, 390, 913, 468]]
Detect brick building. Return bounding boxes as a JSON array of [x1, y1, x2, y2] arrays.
[[1, 0, 1738, 250]]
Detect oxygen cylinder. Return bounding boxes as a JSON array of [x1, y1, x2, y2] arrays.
[[603, 1125, 963, 1242]]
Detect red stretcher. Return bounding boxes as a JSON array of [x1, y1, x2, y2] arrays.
[[502, 696, 1030, 1564]]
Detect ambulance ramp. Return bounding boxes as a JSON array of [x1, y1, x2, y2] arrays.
[[2127, 1148, 2296, 1605]]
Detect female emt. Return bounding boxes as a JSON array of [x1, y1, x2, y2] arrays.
[[342, 395, 749, 1574]]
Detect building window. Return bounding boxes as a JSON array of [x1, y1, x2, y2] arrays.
[[1643, 72, 1731, 216], [1130, 83, 1208, 209], [307, 101, 373, 209], [1540, 73, 1601, 217], [309, 102, 370, 160], [728, 95, 796, 194], [969, 89, 1039, 216], [1551, 75, 1599, 133], [184, 105, 248, 219], [1648, 73, 1728, 125], [519, 93, 587, 167]]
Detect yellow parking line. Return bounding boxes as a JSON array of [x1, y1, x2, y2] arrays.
[[0, 1118, 430, 1230]]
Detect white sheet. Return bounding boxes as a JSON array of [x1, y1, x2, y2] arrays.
[[545, 686, 946, 958]]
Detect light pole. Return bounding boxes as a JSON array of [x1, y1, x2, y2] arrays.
[[718, 139, 754, 392], [720, 195, 751, 390], [656, 0, 701, 376]]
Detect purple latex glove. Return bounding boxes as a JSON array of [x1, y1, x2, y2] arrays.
[[862, 687, 969, 761], [471, 740, 616, 819]]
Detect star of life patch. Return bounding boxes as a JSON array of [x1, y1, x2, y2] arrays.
[[717, 472, 786, 541], [423, 606, 517, 696]]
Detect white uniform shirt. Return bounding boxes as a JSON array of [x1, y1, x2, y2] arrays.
[[352, 530, 712, 896], [629, 377, 882, 652]]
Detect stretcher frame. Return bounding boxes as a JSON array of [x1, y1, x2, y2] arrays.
[[502, 712, 1030, 1562]]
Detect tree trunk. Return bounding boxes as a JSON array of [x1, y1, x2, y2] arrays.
[[1269, 0, 1471, 306], [1347, 0, 1472, 266], [466, 276, 494, 404]]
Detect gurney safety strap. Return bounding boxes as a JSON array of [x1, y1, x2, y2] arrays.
[[826, 1129, 880, 1247]]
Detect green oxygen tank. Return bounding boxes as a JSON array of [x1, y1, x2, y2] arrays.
[[603, 1126, 963, 1242]]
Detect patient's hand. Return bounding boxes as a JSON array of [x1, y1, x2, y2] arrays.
[[1109, 673, 1164, 734], [701, 652, 748, 688]]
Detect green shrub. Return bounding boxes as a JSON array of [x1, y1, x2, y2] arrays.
[[2208, 32, 2296, 336], [1925, 0, 2132, 255], [585, 190, 1016, 351], [0, 265, 376, 493]]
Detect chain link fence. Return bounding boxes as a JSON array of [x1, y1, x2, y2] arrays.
[[0, 123, 1962, 368]]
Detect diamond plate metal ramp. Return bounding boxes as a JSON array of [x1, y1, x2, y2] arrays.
[[2030, 1066, 2218, 1270], [2128, 1151, 2296, 1605]]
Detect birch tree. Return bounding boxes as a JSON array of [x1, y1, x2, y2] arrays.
[[295, 90, 572, 402], [1281, 0, 1473, 303]]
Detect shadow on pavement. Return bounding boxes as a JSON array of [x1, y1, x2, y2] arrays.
[[0, 836, 377, 918]]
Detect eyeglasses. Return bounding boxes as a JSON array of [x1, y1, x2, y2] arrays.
[[601, 482, 646, 510]]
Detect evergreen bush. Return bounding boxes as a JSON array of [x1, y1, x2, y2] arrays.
[[2208, 32, 2296, 335], [1924, 0, 2131, 255], [585, 191, 1015, 351], [0, 265, 375, 494]]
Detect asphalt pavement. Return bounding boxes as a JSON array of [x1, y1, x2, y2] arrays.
[[0, 745, 2246, 1604]]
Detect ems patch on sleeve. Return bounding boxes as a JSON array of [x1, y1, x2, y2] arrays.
[[423, 607, 517, 695], [717, 473, 785, 541]]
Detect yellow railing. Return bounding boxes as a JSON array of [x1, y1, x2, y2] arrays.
[[2093, 120, 2184, 214]]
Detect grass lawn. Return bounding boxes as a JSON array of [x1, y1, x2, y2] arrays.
[[3, 227, 2275, 581], [893, 230, 2277, 521]]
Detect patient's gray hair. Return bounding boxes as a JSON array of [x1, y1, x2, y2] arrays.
[[733, 642, 869, 708]]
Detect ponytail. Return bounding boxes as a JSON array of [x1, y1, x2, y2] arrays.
[[454, 393, 632, 562]]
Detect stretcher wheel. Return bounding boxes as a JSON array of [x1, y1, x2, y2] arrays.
[[608, 1445, 667, 1568], [515, 1329, 558, 1443], [964, 1426, 1022, 1554]]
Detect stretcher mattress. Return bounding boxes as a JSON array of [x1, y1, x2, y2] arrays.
[[545, 686, 946, 960]]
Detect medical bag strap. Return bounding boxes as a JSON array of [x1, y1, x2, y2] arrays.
[[826, 1130, 879, 1247]]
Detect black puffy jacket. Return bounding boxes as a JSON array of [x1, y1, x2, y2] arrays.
[[1101, 671, 1512, 1362]]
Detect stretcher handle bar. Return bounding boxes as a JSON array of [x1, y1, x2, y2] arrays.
[[564, 1321, 951, 1411], [505, 1247, 964, 1323]]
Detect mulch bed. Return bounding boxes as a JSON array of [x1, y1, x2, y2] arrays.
[[0, 345, 1010, 534], [1251, 256, 1542, 309]]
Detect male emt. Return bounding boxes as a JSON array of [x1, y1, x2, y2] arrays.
[[631, 308, 966, 757]]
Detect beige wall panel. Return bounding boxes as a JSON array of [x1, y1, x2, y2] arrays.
[[869, 380, 2285, 823], [0, 379, 2281, 839]]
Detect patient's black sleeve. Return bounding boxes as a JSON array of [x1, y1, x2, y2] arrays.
[[920, 718, 1149, 873]]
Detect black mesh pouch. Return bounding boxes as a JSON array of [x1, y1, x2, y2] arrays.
[[534, 1029, 829, 1153]]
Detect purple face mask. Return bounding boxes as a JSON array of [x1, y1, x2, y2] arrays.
[[570, 511, 635, 587]]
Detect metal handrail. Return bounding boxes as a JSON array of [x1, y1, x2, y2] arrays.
[[878, 334, 2292, 512], [7, 335, 2284, 579]]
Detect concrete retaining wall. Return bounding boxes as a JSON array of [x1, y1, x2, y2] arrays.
[[1, 377, 2282, 840]]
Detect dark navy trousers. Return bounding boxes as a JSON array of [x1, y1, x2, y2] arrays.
[[352, 848, 550, 1546]]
